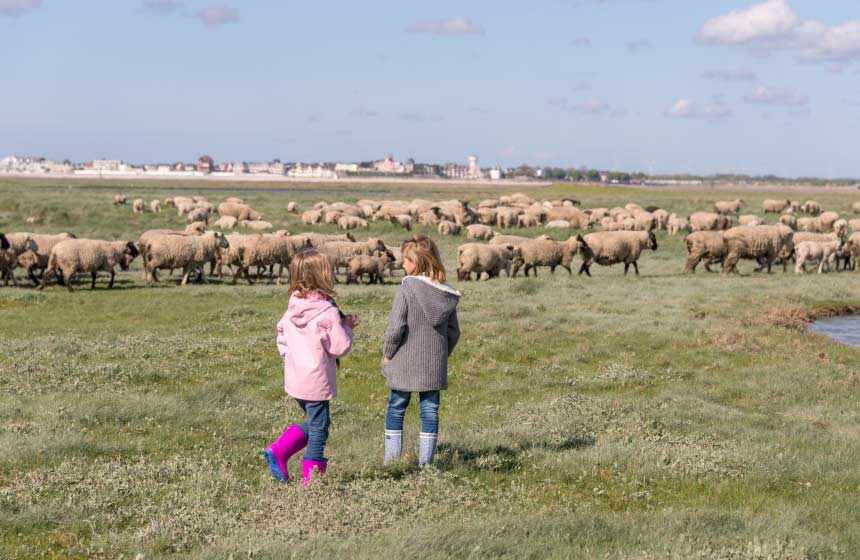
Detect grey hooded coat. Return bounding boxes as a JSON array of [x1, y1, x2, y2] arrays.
[[382, 275, 461, 392]]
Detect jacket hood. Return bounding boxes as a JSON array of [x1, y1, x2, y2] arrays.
[[404, 275, 460, 327], [287, 292, 334, 328]]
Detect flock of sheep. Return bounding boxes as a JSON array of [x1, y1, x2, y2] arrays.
[[1, 192, 858, 292]]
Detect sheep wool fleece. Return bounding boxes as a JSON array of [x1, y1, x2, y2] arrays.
[[382, 275, 461, 392]]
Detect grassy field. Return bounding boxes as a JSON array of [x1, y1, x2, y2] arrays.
[[2, 178, 860, 559]]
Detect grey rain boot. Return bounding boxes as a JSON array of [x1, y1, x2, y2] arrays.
[[384, 429, 402, 464], [418, 432, 438, 466]]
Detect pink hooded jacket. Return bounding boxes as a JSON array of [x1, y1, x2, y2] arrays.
[[276, 292, 353, 401]]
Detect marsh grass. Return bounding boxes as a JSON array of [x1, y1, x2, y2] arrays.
[[1, 180, 859, 558]]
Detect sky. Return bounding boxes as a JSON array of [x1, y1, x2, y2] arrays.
[[1, 0, 859, 177]]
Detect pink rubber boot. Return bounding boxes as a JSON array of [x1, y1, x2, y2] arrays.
[[264, 424, 307, 482], [301, 458, 328, 487]]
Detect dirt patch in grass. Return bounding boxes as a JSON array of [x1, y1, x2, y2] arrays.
[[757, 304, 860, 331]]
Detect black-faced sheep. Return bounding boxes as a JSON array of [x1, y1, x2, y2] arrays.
[[456, 243, 515, 281], [579, 231, 658, 276], [144, 231, 228, 286], [217, 202, 263, 221], [762, 199, 790, 213], [684, 231, 726, 273], [512, 236, 591, 277], [714, 200, 744, 215], [720, 224, 794, 275], [39, 239, 139, 292], [466, 224, 495, 241]]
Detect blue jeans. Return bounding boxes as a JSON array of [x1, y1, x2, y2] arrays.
[[295, 399, 330, 461], [385, 390, 440, 434]]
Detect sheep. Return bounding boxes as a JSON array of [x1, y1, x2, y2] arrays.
[[213, 215, 238, 229], [232, 232, 311, 285], [318, 238, 388, 275], [799, 211, 841, 233], [546, 220, 573, 230], [801, 200, 821, 215], [287, 201, 299, 214], [187, 208, 209, 224], [476, 207, 498, 225], [466, 224, 495, 241], [163, 198, 174, 208], [720, 224, 794, 275], [144, 231, 229, 286], [324, 210, 345, 225], [456, 243, 515, 281], [738, 215, 763, 227], [579, 231, 658, 276], [684, 231, 727, 273], [779, 214, 798, 229], [224, 197, 244, 205], [495, 207, 521, 228], [478, 199, 499, 209], [490, 234, 552, 247], [240, 220, 273, 231], [546, 207, 589, 228], [383, 243, 403, 277], [852, 202, 860, 214], [346, 252, 393, 285], [292, 233, 356, 248], [302, 210, 323, 225], [631, 212, 657, 232], [512, 236, 591, 277], [795, 239, 842, 274], [690, 212, 731, 232], [149, 200, 162, 213], [173, 196, 194, 210], [651, 208, 670, 231], [133, 199, 145, 213], [667, 214, 691, 235], [625, 203, 644, 214], [517, 214, 540, 228], [714, 199, 744, 215], [833, 219, 848, 239], [849, 219, 860, 233], [762, 199, 790, 213], [850, 233, 860, 271], [217, 202, 263, 221], [112, 194, 127, 206], [339, 216, 369, 230], [0, 233, 38, 286], [39, 239, 139, 292], [437, 220, 462, 236], [10, 232, 77, 285], [600, 218, 625, 232]]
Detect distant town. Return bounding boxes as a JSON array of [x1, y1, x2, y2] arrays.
[[1, 154, 857, 187]]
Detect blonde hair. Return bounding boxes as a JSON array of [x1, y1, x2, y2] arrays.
[[402, 234, 446, 282], [288, 249, 337, 298]]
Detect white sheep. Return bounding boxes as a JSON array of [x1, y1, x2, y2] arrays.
[[144, 231, 229, 286], [456, 243, 515, 281], [437, 220, 462, 236], [795, 239, 842, 274], [466, 224, 495, 240], [133, 199, 145, 213], [39, 239, 139, 292], [580, 231, 658, 276]]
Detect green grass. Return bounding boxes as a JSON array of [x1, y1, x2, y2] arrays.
[[2, 179, 860, 558]]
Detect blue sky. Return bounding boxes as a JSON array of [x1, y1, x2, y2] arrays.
[[1, 0, 859, 176]]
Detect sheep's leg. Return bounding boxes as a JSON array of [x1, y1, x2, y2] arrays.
[[107, 269, 116, 289], [180, 266, 192, 286], [65, 270, 76, 293], [91, 271, 98, 290], [685, 256, 700, 273], [632, 261, 640, 276], [624, 262, 630, 275], [27, 267, 41, 286], [244, 267, 255, 285], [578, 262, 591, 277]]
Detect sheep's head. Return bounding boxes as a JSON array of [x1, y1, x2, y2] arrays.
[[647, 232, 658, 251], [216, 232, 230, 249], [120, 241, 139, 270], [0, 233, 8, 251], [346, 232, 357, 242]]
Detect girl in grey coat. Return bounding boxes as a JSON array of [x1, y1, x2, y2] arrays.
[[382, 235, 460, 465]]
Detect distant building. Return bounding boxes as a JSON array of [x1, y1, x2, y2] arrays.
[[197, 155, 214, 174], [335, 162, 359, 173], [489, 167, 503, 180], [445, 155, 485, 180], [287, 163, 338, 180]]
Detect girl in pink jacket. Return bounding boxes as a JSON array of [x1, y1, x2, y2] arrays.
[[264, 249, 358, 485]]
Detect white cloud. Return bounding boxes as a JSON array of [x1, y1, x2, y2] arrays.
[[406, 18, 484, 36], [193, 5, 239, 28], [666, 99, 732, 120], [575, 100, 610, 115], [744, 85, 809, 106], [703, 69, 758, 82], [0, 0, 40, 17], [700, 0, 860, 64]]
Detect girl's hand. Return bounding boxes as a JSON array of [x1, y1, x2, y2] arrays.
[[383, 357, 391, 363], [344, 314, 360, 329]]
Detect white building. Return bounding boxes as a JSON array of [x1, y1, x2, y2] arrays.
[[445, 155, 485, 180], [287, 163, 338, 180], [335, 162, 359, 173]]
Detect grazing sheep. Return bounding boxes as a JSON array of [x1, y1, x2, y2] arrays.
[[689, 212, 731, 232], [39, 239, 139, 292], [517, 214, 540, 228], [720, 224, 794, 275], [0, 233, 38, 286], [651, 208, 670, 231], [849, 233, 860, 271], [801, 200, 821, 215], [187, 208, 209, 224], [133, 199, 145, 213], [466, 224, 495, 240], [10, 232, 77, 285], [318, 238, 388, 274], [631, 212, 657, 232], [437, 220, 462, 236], [224, 197, 244, 205], [779, 214, 798, 229], [456, 243, 515, 281], [495, 207, 522, 229], [287, 201, 299, 214], [232, 232, 311, 285], [738, 215, 763, 227], [852, 202, 860, 214], [546, 207, 589, 228], [795, 239, 842, 274], [849, 219, 860, 233], [150, 200, 162, 213], [600, 218, 625, 232], [490, 234, 552, 247], [163, 198, 174, 208], [217, 202, 263, 221], [339, 216, 369, 230], [476, 207, 497, 225], [383, 243, 403, 277], [240, 220, 273, 231], [292, 233, 356, 248], [112, 194, 127, 206], [667, 214, 691, 235], [684, 231, 727, 273], [512, 236, 591, 277], [144, 231, 229, 286], [347, 252, 393, 285], [799, 211, 840, 233], [324, 210, 345, 225], [714, 199, 744, 215], [417, 207, 443, 226], [478, 199, 499, 209], [302, 210, 323, 225], [546, 220, 573, 230], [833, 219, 848, 238], [579, 231, 658, 276], [762, 199, 790, 213], [213, 215, 238, 229]]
